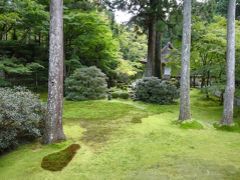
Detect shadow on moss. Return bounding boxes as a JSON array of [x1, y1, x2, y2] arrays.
[[173, 120, 204, 130], [41, 144, 80, 171], [80, 120, 113, 144], [131, 117, 142, 123], [79, 113, 148, 147]]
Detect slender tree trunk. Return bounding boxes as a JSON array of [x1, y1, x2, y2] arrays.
[[206, 71, 210, 86], [179, 0, 192, 121], [145, 14, 156, 77], [5, 30, 7, 40], [12, 28, 17, 40], [155, 31, 162, 78], [201, 76, 205, 88], [0, 25, 5, 40], [220, 91, 224, 105], [38, 32, 41, 45], [43, 0, 66, 144], [193, 75, 196, 88], [35, 72, 38, 91], [221, 0, 236, 125]]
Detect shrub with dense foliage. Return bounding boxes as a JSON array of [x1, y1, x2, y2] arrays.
[[0, 87, 46, 153], [131, 77, 179, 104], [65, 66, 108, 101]]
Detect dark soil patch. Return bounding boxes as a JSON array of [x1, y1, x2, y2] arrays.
[[41, 144, 80, 171]]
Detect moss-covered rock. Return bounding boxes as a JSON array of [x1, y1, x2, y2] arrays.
[[41, 144, 80, 171], [177, 120, 204, 130]]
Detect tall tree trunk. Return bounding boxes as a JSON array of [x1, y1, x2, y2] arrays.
[[43, 0, 66, 144], [38, 32, 41, 45], [221, 0, 236, 125], [179, 0, 192, 121], [12, 28, 17, 40], [155, 31, 162, 78], [145, 14, 156, 77]]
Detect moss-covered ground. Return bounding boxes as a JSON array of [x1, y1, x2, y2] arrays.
[[1, 89, 240, 179]]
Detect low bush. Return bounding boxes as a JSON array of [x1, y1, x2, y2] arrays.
[[65, 66, 108, 101], [0, 87, 46, 153], [131, 77, 179, 104]]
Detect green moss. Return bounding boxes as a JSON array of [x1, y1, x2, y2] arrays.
[[63, 100, 149, 146], [213, 123, 240, 133], [80, 120, 113, 144], [63, 100, 148, 121], [1, 89, 240, 179], [41, 144, 80, 171], [178, 120, 204, 130]]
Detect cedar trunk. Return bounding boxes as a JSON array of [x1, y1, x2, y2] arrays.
[[43, 0, 66, 144], [179, 0, 192, 121], [221, 0, 236, 125], [155, 31, 162, 78], [145, 14, 156, 77]]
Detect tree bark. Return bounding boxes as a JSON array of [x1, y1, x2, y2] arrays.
[[43, 0, 66, 144], [179, 0, 192, 121], [193, 75, 196, 88], [145, 13, 156, 77], [155, 31, 162, 78], [221, 0, 236, 125], [201, 76, 205, 88]]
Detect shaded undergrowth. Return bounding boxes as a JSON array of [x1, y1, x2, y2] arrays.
[[41, 144, 80, 171]]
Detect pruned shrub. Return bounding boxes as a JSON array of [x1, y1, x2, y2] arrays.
[[131, 77, 179, 104], [0, 87, 46, 153], [65, 66, 108, 101]]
